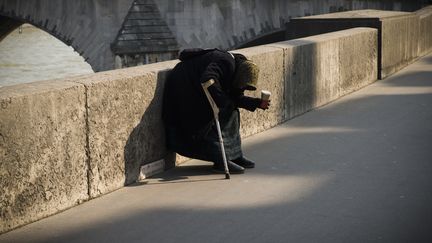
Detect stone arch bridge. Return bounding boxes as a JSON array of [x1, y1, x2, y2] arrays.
[[0, 0, 427, 72]]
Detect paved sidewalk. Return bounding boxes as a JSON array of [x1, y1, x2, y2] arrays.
[[1, 54, 432, 243]]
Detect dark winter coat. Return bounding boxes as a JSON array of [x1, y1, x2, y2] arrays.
[[162, 49, 261, 162]]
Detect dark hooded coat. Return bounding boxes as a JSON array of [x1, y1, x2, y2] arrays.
[[162, 49, 261, 163]]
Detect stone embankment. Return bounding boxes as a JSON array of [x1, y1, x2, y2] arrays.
[[1, 7, 432, 234], [287, 7, 432, 79]]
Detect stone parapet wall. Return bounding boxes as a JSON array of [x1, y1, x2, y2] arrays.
[[0, 81, 89, 233], [416, 6, 432, 56], [73, 61, 179, 197], [380, 13, 420, 78], [234, 28, 377, 135], [275, 28, 377, 119]]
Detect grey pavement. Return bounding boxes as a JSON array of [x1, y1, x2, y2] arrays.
[[1, 54, 432, 243]]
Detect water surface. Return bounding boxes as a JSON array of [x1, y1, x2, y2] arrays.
[[0, 25, 94, 88]]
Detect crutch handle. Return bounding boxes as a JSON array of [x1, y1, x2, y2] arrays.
[[201, 79, 219, 117]]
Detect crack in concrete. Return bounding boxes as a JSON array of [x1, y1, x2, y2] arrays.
[[281, 47, 288, 121], [83, 84, 93, 199]]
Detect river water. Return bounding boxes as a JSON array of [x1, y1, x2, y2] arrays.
[[0, 25, 94, 88]]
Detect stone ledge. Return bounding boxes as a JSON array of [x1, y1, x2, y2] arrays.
[[416, 6, 432, 56]]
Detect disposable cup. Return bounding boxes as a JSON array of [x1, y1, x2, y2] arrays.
[[261, 90, 271, 101]]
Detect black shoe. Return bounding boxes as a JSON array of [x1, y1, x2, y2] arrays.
[[232, 156, 255, 168], [213, 161, 245, 174]]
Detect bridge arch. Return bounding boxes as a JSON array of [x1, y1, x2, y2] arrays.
[[0, 0, 135, 72], [0, 14, 94, 71]]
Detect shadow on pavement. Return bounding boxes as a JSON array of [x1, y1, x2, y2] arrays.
[[381, 71, 432, 87], [129, 164, 225, 186], [421, 53, 432, 64]]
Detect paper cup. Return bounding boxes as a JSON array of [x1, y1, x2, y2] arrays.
[[261, 90, 271, 101]]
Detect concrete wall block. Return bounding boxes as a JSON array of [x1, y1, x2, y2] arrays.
[[72, 61, 178, 198], [289, 38, 340, 117], [288, 42, 323, 117], [338, 28, 378, 95], [266, 42, 309, 119], [312, 39, 341, 107], [233, 46, 285, 138], [270, 33, 342, 119], [0, 81, 88, 233], [416, 6, 432, 56], [381, 14, 420, 77], [269, 28, 377, 119]]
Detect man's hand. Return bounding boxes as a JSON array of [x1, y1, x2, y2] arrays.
[[259, 99, 271, 110]]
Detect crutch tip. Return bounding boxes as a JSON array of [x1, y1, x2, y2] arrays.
[[225, 174, 230, 179]]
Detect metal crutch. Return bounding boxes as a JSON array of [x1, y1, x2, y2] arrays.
[[201, 79, 230, 179]]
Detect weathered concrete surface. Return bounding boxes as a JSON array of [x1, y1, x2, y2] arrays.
[[381, 13, 420, 78], [234, 28, 377, 134], [233, 46, 286, 137], [0, 81, 88, 233], [70, 61, 179, 198], [1, 52, 431, 243], [416, 6, 432, 56], [270, 28, 377, 119], [338, 28, 378, 94], [286, 9, 423, 79]]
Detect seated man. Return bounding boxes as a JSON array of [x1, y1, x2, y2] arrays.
[[162, 49, 270, 174]]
